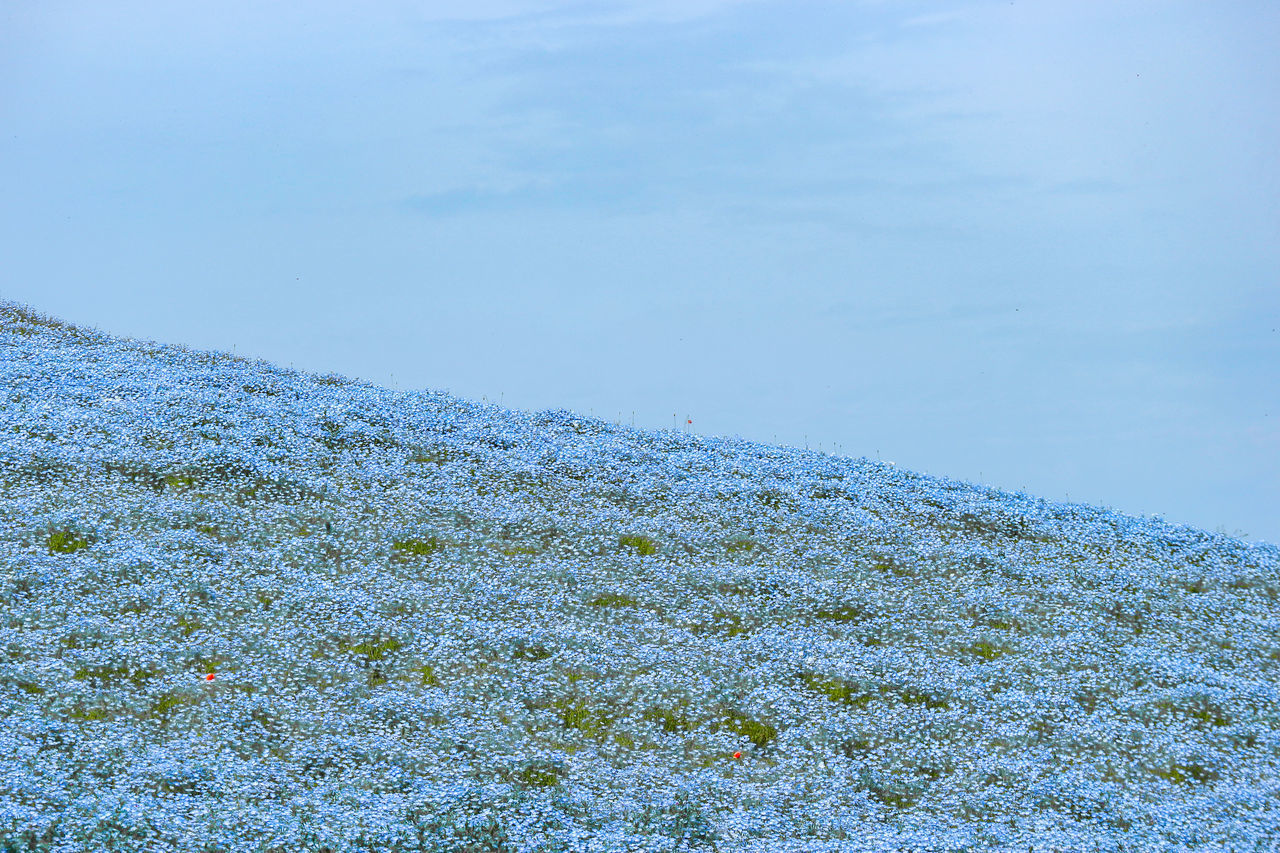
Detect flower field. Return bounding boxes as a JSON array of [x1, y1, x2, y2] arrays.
[[1, 301, 1277, 852]]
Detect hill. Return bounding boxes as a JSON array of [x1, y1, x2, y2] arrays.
[[1, 299, 1277, 852]]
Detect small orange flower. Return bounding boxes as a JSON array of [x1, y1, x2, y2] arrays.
[[205, 673, 215, 681], [733, 751, 742, 759]]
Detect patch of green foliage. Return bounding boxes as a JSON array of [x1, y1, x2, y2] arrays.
[[871, 557, 912, 577], [800, 672, 950, 711], [72, 663, 162, 688], [588, 592, 639, 608], [724, 536, 760, 554], [966, 640, 1008, 661], [47, 529, 92, 554], [413, 663, 442, 687], [1150, 759, 1219, 785], [513, 759, 565, 789], [689, 609, 753, 638], [7, 679, 45, 695], [554, 697, 614, 740], [511, 642, 554, 662], [801, 672, 875, 708], [756, 490, 788, 511], [711, 706, 778, 749], [339, 637, 403, 662], [150, 691, 193, 718], [619, 534, 658, 556], [410, 446, 451, 465], [496, 543, 542, 556], [164, 473, 198, 490], [1152, 697, 1232, 728], [898, 686, 950, 709], [642, 703, 696, 735], [67, 705, 110, 722], [391, 536, 443, 557], [175, 615, 203, 638], [813, 603, 872, 623]]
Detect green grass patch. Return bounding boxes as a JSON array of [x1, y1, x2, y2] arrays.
[[800, 672, 950, 711], [67, 705, 110, 722], [1151, 760, 1219, 785], [151, 691, 194, 717], [511, 642, 554, 662], [410, 446, 451, 465], [176, 615, 204, 638], [965, 640, 1008, 661], [619, 534, 658, 556], [513, 760, 565, 789], [47, 529, 92, 554], [553, 697, 614, 739], [588, 592, 639, 608], [413, 664, 441, 687], [756, 490, 789, 511], [689, 610, 754, 638], [8, 679, 45, 695], [1152, 697, 1232, 728], [72, 663, 162, 688], [711, 706, 778, 749], [391, 536, 443, 557], [801, 672, 875, 708], [496, 544, 542, 556], [642, 704, 696, 735], [164, 473, 199, 490], [898, 686, 950, 710], [871, 558, 912, 577], [339, 637, 403, 662], [813, 604, 872, 623]]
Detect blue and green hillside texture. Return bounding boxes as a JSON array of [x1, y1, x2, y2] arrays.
[[1, 300, 1277, 852]]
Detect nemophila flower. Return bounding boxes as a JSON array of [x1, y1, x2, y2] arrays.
[[0, 299, 1276, 852]]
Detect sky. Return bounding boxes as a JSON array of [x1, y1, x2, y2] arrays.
[[2, 0, 1277, 544]]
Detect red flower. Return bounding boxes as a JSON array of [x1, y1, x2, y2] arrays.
[[733, 751, 742, 759], [205, 673, 215, 681]]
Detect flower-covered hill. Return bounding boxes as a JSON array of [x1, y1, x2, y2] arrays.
[[1, 299, 1278, 852]]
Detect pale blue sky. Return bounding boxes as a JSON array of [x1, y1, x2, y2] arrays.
[[2, 1, 1277, 543]]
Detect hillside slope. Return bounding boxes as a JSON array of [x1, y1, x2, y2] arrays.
[[1, 300, 1278, 852]]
